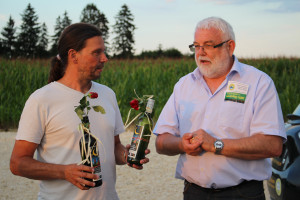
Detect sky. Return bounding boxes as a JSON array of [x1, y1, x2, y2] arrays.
[[0, 0, 300, 58]]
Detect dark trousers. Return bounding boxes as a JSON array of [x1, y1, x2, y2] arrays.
[[183, 180, 265, 200]]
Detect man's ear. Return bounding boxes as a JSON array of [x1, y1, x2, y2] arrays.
[[228, 40, 235, 56], [68, 49, 78, 63]]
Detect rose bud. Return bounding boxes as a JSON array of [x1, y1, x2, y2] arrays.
[[130, 99, 139, 110], [89, 92, 98, 99]]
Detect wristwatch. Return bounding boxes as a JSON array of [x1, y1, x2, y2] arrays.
[[214, 139, 224, 154]]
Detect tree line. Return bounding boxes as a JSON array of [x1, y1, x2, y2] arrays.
[[0, 3, 185, 59]]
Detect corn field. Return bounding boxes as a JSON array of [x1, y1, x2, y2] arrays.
[[0, 57, 299, 130]]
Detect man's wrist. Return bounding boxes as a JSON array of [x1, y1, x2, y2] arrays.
[[214, 139, 224, 154], [179, 138, 185, 154], [123, 150, 127, 164]]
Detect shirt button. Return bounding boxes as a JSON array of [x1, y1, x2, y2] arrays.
[[211, 183, 217, 189]]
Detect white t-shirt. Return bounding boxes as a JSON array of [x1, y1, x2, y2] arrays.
[[16, 81, 125, 200]]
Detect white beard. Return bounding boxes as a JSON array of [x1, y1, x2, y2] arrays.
[[195, 53, 231, 79]]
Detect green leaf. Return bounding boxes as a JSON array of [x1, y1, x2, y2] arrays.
[[79, 96, 87, 107], [92, 106, 106, 114], [75, 107, 84, 120]]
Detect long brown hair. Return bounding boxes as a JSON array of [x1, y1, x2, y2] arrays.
[[48, 23, 102, 83]]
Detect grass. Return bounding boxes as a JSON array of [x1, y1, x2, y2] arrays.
[[0, 57, 299, 130]]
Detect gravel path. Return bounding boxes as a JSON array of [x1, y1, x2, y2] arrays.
[[0, 131, 270, 200]]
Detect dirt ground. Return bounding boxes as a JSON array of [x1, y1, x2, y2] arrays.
[[0, 131, 270, 200]]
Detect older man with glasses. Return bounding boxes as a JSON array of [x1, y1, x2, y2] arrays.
[[154, 16, 286, 200]]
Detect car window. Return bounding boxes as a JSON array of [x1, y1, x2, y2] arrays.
[[293, 104, 300, 116]]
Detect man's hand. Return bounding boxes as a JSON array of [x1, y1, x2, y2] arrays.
[[64, 164, 99, 190], [181, 133, 203, 156], [125, 144, 150, 170], [191, 129, 216, 153]]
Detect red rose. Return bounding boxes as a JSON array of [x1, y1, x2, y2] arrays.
[[130, 99, 139, 110], [89, 92, 98, 99]]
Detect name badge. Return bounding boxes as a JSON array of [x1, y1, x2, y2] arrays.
[[224, 81, 249, 104]]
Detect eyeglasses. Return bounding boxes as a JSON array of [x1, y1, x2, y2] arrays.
[[189, 40, 230, 53]]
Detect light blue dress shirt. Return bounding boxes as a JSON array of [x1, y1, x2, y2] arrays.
[[154, 56, 286, 189]]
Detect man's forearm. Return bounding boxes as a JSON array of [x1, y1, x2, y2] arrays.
[[11, 156, 65, 180], [220, 133, 283, 160], [114, 135, 127, 165], [115, 142, 127, 165], [155, 133, 184, 156], [11, 140, 97, 189]]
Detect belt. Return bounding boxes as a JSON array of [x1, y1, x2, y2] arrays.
[[184, 179, 263, 193]]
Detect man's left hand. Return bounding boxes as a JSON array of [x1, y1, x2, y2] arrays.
[[191, 129, 216, 152], [125, 144, 150, 170]]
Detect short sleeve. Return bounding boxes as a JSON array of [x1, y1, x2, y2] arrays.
[[250, 76, 286, 141], [113, 94, 125, 136], [153, 91, 180, 136], [16, 93, 46, 144]]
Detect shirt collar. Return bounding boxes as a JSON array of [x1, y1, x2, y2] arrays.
[[191, 55, 242, 81], [191, 67, 202, 81], [228, 55, 243, 78]]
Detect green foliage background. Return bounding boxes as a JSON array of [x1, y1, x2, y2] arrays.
[[0, 57, 299, 130]]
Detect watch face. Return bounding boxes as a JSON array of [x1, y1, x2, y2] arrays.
[[214, 140, 223, 154], [215, 141, 223, 149]]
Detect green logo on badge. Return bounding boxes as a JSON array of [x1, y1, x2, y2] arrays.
[[224, 92, 246, 103]]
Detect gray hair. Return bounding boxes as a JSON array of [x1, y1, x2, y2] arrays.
[[195, 17, 235, 42]]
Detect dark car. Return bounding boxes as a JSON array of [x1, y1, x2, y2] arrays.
[[267, 104, 300, 200]]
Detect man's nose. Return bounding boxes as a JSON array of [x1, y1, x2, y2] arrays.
[[100, 53, 108, 63]]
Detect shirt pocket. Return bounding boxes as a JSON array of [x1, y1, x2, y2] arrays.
[[218, 101, 245, 131]]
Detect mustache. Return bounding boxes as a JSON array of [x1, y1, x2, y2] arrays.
[[96, 64, 104, 69], [197, 56, 211, 62]]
